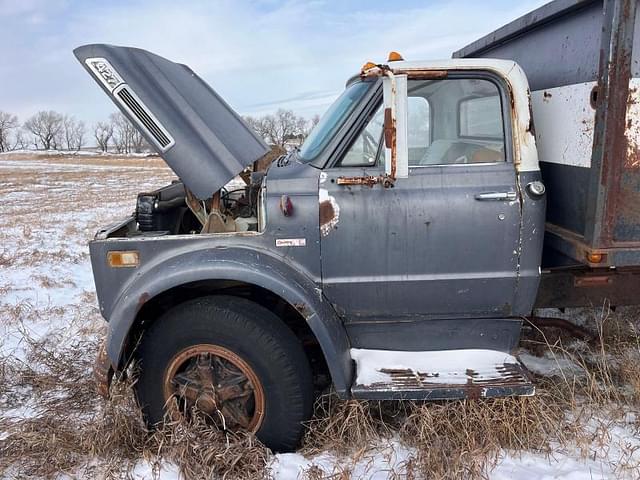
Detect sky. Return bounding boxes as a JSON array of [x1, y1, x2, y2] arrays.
[[0, 0, 549, 125]]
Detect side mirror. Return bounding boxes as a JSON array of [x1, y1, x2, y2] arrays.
[[382, 73, 408, 179]]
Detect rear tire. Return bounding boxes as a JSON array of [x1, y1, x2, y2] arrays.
[[134, 295, 314, 452]]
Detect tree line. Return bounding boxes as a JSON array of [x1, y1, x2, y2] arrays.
[[0, 110, 150, 154], [0, 108, 321, 154]]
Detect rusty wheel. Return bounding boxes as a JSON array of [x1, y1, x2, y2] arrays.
[[163, 344, 265, 432], [135, 295, 313, 451]]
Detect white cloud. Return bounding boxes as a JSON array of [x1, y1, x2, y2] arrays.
[[0, 0, 548, 124]]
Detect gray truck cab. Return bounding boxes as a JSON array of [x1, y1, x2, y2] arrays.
[[76, 45, 546, 451]]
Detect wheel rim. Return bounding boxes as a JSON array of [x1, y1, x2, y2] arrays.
[[162, 344, 265, 432]]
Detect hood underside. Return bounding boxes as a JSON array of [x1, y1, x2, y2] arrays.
[[74, 44, 269, 200]]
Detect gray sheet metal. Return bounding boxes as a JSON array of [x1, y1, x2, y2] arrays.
[[90, 159, 355, 397], [90, 238, 354, 397], [514, 170, 547, 313], [453, 0, 597, 58], [74, 44, 269, 200], [346, 318, 522, 352], [453, 0, 603, 90]]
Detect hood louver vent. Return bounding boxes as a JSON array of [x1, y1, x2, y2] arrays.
[[114, 85, 174, 151], [75, 45, 270, 200]]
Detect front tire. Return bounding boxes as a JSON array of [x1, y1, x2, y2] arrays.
[[134, 295, 314, 452]]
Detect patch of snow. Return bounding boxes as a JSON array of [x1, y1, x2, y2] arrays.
[[129, 460, 182, 479], [492, 451, 615, 479], [0, 149, 156, 157], [519, 351, 584, 377], [350, 348, 518, 386], [271, 439, 413, 479]]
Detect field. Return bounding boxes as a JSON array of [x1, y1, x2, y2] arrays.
[[1, 153, 640, 479]]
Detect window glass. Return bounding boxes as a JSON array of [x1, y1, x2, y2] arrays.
[[339, 96, 431, 167], [407, 97, 430, 165], [459, 96, 503, 138], [408, 78, 505, 166], [298, 81, 372, 162], [340, 105, 384, 167]]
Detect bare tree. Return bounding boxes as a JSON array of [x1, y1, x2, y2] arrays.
[[62, 115, 86, 151], [244, 109, 307, 148], [273, 109, 307, 147], [0, 111, 19, 152], [13, 129, 28, 150], [130, 128, 148, 153], [110, 112, 137, 154], [298, 114, 321, 142], [94, 121, 113, 152], [23, 111, 64, 150], [243, 115, 270, 143]]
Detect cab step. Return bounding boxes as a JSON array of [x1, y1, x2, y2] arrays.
[[350, 348, 534, 401]]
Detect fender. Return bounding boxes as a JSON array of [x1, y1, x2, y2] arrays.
[[102, 244, 354, 396]]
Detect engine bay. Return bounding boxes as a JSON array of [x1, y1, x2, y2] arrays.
[[131, 173, 264, 237]]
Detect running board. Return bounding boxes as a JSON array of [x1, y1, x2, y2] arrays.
[[350, 348, 534, 401]]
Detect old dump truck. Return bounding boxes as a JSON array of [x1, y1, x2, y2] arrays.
[[77, 0, 640, 451]]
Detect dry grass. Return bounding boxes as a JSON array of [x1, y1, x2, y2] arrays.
[[0, 331, 270, 479], [299, 385, 578, 479], [1, 155, 640, 479], [295, 306, 640, 479], [1, 304, 639, 479]]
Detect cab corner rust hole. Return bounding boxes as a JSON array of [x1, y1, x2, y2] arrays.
[[590, 86, 599, 109]]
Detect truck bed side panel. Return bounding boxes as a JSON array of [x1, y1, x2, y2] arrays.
[[454, 0, 640, 267]]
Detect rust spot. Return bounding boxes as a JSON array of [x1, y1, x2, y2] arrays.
[[94, 341, 114, 399], [466, 370, 482, 400], [592, 0, 638, 246], [336, 175, 383, 187], [137, 292, 150, 312], [394, 69, 448, 79], [526, 316, 595, 342], [319, 200, 335, 227], [293, 302, 312, 318], [360, 65, 448, 80], [590, 86, 599, 109]]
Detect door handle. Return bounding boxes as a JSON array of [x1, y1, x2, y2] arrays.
[[474, 191, 517, 201]]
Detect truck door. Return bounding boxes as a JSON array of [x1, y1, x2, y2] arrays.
[[320, 75, 521, 322]]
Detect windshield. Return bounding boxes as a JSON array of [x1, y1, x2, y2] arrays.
[[298, 81, 372, 162]]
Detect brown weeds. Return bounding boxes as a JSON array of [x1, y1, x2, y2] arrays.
[[2, 155, 640, 478]]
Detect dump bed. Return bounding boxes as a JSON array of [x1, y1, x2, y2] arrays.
[[454, 0, 640, 269]]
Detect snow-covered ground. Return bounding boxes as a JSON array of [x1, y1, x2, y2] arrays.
[[1, 155, 639, 479]]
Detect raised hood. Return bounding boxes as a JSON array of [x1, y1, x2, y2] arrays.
[[74, 44, 269, 200]]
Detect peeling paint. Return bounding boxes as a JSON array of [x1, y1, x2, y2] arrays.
[[319, 188, 340, 236], [625, 81, 640, 169]]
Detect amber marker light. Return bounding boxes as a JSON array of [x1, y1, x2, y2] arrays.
[[387, 51, 404, 62], [361, 61, 377, 72], [107, 250, 140, 268], [586, 252, 604, 264]]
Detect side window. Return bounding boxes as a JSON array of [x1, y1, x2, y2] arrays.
[[409, 78, 506, 166], [408, 97, 430, 165], [339, 105, 384, 167], [459, 96, 504, 138]]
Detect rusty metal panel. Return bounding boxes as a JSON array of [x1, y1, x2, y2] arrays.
[[535, 267, 640, 308], [455, 0, 640, 266], [587, 0, 639, 248], [352, 360, 534, 401]]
